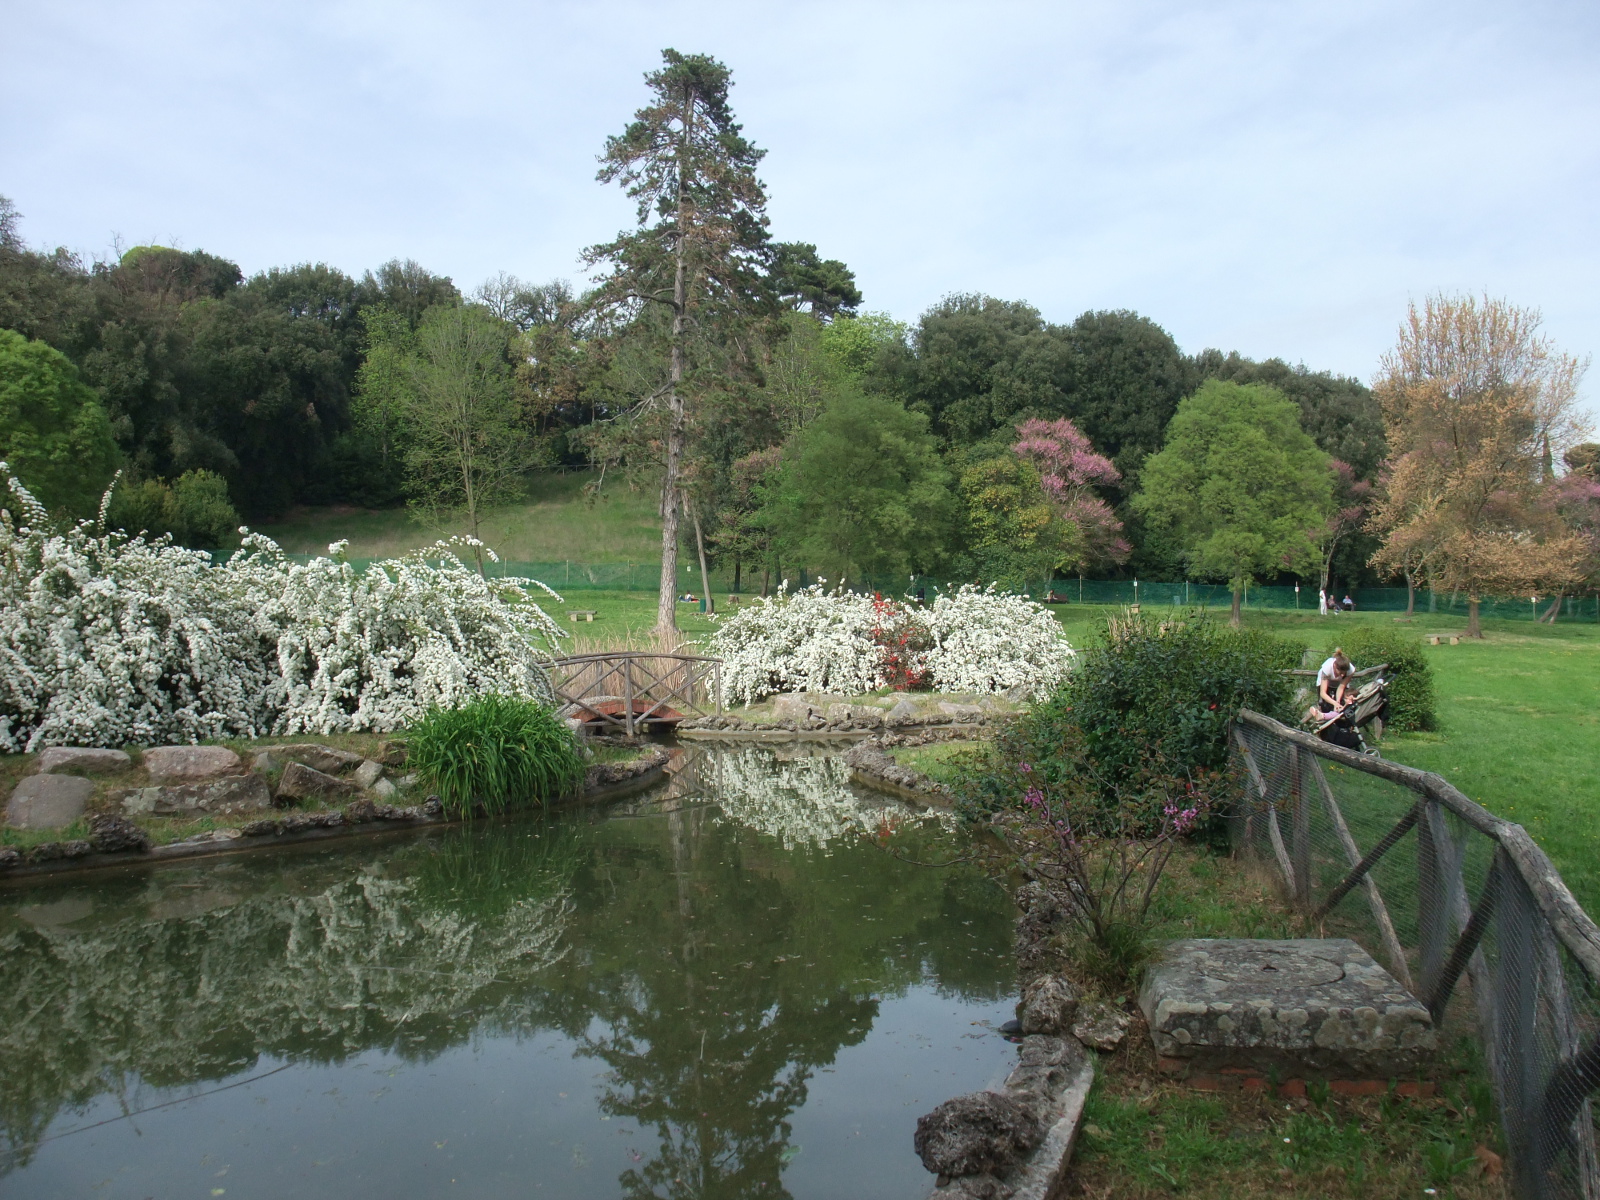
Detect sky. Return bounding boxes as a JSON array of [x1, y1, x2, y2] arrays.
[[3, 0, 1597, 408]]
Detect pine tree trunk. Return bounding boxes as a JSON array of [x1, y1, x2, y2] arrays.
[[1466, 595, 1482, 638], [656, 88, 694, 635], [692, 498, 714, 615], [733, 557, 741, 593], [1230, 586, 1242, 627], [1404, 567, 1416, 617]]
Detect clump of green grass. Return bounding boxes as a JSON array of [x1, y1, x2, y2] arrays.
[[407, 695, 586, 817]]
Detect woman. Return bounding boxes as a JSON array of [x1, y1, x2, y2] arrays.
[[1317, 649, 1353, 715]]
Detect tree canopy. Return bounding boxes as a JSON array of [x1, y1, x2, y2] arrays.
[[0, 328, 119, 517], [1134, 380, 1334, 623]]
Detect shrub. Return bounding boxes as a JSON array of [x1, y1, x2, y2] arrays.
[[407, 695, 585, 818], [708, 582, 1074, 704], [1324, 627, 1437, 732], [1064, 615, 1301, 785], [108, 469, 241, 550], [0, 465, 567, 750], [953, 614, 1297, 829]]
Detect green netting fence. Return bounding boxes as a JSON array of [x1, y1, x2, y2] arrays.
[[279, 553, 1599, 622]]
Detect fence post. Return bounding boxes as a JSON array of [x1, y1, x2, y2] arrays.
[[1499, 867, 1546, 1199], [1289, 744, 1311, 908], [624, 657, 635, 738], [1417, 800, 1451, 998]]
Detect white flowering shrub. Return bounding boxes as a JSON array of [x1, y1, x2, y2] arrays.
[[709, 583, 887, 704], [0, 466, 567, 751], [707, 582, 1074, 705], [920, 585, 1076, 698]]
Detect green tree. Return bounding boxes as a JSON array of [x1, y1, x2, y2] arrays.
[[1133, 380, 1334, 624], [769, 241, 861, 320], [772, 391, 952, 580], [0, 328, 119, 517], [585, 49, 775, 633], [953, 452, 1058, 590], [395, 304, 538, 574]]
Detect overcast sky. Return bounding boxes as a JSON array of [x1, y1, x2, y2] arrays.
[[4, 0, 1597, 408]]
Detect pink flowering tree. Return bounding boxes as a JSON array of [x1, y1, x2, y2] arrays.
[[1011, 418, 1131, 575], [1315, 460, 1372, 598]]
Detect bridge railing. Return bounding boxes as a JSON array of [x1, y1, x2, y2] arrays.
[[546, 653, 723, 736], [1232, 709, 1600, 1200]]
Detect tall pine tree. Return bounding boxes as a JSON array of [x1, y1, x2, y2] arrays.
[[584, 50, 774, 632]]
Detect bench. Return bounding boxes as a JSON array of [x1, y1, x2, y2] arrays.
[[568, 610, 597, 623]]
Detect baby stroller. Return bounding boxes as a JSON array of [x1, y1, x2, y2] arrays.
[[1307, 673, 1389, 754]]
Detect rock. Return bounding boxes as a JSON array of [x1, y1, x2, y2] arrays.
[[25, 839, 94, 863], [371, 778, 397, 799], [939, 702, 985, 721], [1071, 1002, 1132, 1052], [239, 818, 286, 837], [586, 746, 670, 791], [36, 747, 131, 774], [251, 750, 281, 773], [376, 738, 408, 767], [1002, 684, 1031, 703], [86, 813, 151, 853], [1017, 975, 1079, 1036], [275, 761, 358, 803], [344, 799, 378, 823], [825, 703, 883, 727], [884, 697, 922, 726], [353, 759, 385, 789], [122, 774, 273, 817], [142, 746, 243, 781], [1013, 883, 1068, 975], [914, 1090, 1040, 1178], [1138, 937, 1435, 1075], [281, 812, 345, 833], [7, 774, 95, 829], [772, 694, 821, 724], [422, 796, 443, 817], [271, 744, 365, 774], [0, 846, 22, 869], [396, 773, 419, 791]]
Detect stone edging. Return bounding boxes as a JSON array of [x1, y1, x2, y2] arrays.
[[843, 738, 954, 805], [0, 748, 671, 885]]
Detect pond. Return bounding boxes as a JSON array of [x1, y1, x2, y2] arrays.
[[0, 743, 1016, 1199]]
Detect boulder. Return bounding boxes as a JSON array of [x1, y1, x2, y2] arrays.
[[271, 744, 365, 775], [825, 703, 883, 727], [275, 761, 358, 803], [86, 813, 151, 853], [143, 746, 242, 781], [1071, 1002, 1133, 1052], [122, 774, 273, 817], [6, 775, 95, 829], [35, 747, 131, 774], [914, 1090, 1040, 1178], [1017, 975, 1079, 1036], [885, 697, 922, 726], [939, 702, 985, 721], [771, 694, 821, 724], [251, 750, 281, 773], [353, 759, 385, 789], [376, 739, 408, 767]]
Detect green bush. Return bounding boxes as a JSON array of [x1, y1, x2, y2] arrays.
[[407, 695, 586, 817], [1325, 627, 1437, 732], [954, 614, 1300, 828], [1065, 615, 1302, 783], [109, 469, 241, 550]]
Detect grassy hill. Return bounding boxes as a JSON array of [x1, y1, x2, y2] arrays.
[[256, 471, 664, 563]]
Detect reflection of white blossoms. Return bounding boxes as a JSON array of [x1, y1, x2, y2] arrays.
[[0, 865, 573, 1162], [708, 749, 911, 851]]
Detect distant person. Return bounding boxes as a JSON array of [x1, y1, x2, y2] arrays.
[[1319, 589, 1328, 616], [1341, 593, 1355, 612], [1317, 649, 1353, 715]]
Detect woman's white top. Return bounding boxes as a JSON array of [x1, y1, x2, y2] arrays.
[[1317, 656, 1349, 690]]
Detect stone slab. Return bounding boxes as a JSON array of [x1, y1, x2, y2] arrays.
[[143, 746, 242, 781], [35, 747, 131, 774], [121, 774, 273, 817], [1139, 938, 1435, 1076], [352, 759, 385, 789], [275, 761, 357, 802], [271, 744, 365, 775], [7, 775, 95, 829]]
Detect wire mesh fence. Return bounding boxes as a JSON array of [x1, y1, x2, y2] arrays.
[[1233, 710, 1600, 1200], [272, 554, 1600, 621]]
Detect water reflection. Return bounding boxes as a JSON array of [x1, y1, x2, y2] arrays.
[[0, 743, 1012, 1199]]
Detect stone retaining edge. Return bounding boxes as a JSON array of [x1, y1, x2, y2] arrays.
[[677, 721, 985, 744], [0, 755, 670, 886]]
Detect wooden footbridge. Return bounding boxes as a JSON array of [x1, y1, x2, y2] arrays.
[[546, 652, 723, 736]]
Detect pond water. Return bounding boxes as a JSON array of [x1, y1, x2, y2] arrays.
[[0, 743, 1016, 1200]]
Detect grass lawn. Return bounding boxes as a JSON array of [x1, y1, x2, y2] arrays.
[[256, 470, 665, 563]]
